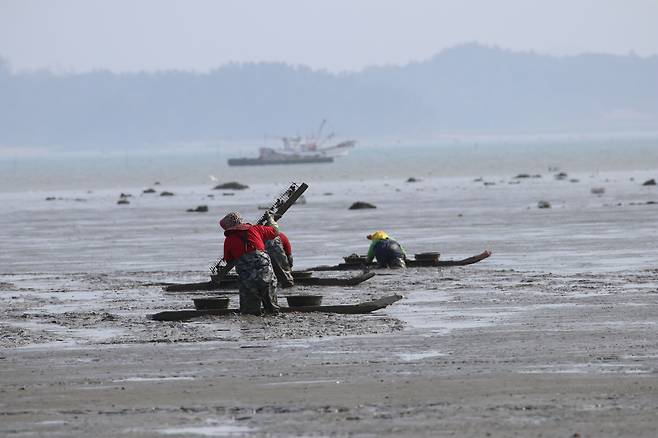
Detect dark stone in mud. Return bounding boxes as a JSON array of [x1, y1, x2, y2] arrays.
[[473, 177, 483, 182], [532, 174, 542, 178], [406, 177, 420, 183], [647, 201, 657, 205], [642, 179, 656, 186], [323, 192, 333, 196], [591, 187, 605, 195], [117, 199, 130, 205], [555, 172, 568, 180], [483, 182, 496, 186], [154, 181, 161, 185], [223, 193, 235, 196], [514, 173, 531, 179], [119, 193, 132, 198], [45, 197, 56, 201], [213, 182, 249, 190], [160, 191, 174, 196], [142, 188, 156, 194], [349, 202, 376, 210], [186, 205, 209, 212], [538, 200, 551, 209]]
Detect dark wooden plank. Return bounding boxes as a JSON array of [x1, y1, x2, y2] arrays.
[[280, 294, 402, 314], [163, 272, 376, 293], [149, 294, 403, 321], [435, 250, 492, 266], [307, 251, 492, 271], [293, 271, 376, 286], [163, 281, 216, 292]]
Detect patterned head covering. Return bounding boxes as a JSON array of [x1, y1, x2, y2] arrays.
[[219, 211, 246, 231], [367, 230, 389, 240]]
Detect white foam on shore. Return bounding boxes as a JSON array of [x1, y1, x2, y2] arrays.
[[8, 320, 126, 344], [396, 350, 446, 361], [158, 424, 254, 437], [519, 363, 652, 374]]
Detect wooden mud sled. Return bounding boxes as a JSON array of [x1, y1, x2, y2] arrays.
[[149, 294, 403, 322], [163, 271, 376, 293], [307, 250, 492, 271]]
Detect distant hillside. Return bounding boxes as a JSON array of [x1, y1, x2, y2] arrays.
[[1, 44, 657, 148]]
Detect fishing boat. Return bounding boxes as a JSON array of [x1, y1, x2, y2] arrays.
[[228, 120, 355, 166]]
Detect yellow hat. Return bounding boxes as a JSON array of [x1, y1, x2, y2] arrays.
[[367, 230, 388, 240]]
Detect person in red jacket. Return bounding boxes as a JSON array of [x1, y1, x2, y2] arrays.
[[217, 211, 280, 315], [266, 231, 294, 288]]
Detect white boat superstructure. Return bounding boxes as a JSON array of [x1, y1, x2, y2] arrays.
[[228, 120, 356, 166]]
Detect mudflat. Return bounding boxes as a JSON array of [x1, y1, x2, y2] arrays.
[[2, 172, 658, 436], [2, 266, 658, 437]]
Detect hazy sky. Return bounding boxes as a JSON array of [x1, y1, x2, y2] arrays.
[[1, 0, 657, 73]]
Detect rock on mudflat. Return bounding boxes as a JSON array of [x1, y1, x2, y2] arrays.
[[642, 178, 656, 186], [349, 202, 377, 210], [213, 182, 249, 190], [117, 198, 130, 205], [406, 177, 420, 183], [160, 191, 174, 196], [591, 187, 605, 195], [537, 200, 551, 209], [142, 188, 156, 194], [186, 205, 209, 213]]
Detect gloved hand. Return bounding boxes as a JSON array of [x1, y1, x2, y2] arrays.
[[287, 254, 294, 268], [265, 212, 279, 230], [265, 211, 277, 227]]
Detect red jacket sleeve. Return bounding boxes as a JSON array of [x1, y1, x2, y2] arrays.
[[254, 225, 278, 243], [223, 235, 238, 261], [279, 232, 292, 255]]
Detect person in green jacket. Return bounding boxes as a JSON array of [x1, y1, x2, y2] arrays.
[[366, 230, 407, 268]]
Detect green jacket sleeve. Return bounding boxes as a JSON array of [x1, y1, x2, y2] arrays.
[[366, 241, 377, 262], [397, 239, 407, 257]]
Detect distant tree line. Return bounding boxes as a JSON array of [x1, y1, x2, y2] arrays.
[[1, 44, 657, 148]]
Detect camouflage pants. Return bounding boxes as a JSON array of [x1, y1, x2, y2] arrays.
[[266, 237, 294, 288], [235, 251, 279, 315]]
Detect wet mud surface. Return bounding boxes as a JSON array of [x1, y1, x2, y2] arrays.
[[2, 265, 658, 437], [2, 172, 658, 436], [0, 271, 405, 348]]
